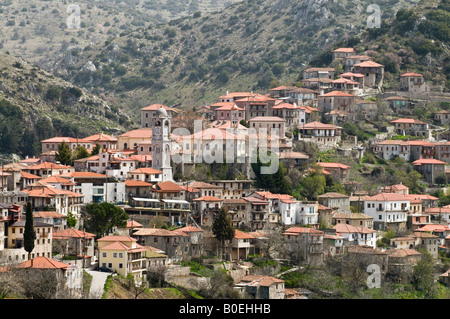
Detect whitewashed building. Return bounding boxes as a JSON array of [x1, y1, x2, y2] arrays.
[[364, 193, 410, 231]]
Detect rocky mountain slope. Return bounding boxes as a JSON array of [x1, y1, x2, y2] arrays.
[[0, 0, 241, 70], [0, 51, 132, 158], [47, 0, 421, 122]]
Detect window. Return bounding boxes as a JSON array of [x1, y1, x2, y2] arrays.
[[102, 252, 107, 258], [119, 263, 123, 269], [113, 253, 118, 258]]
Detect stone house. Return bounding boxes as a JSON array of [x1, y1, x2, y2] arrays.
[[297, 121, 342, 150], [352, 60, 384, 89], [390, 118, 429, 138], [318, 192, 350, 212], [331, 47, 355, 60], [412, 158, 446, 184], [400, 72, 429, 94], [281, 227, 324, 266], [332, 212, 373, 229], [317, 90, 356, 114], [434, 110, 450, 125], [235, 275, 285, 299], [132, 227, 190, 262]]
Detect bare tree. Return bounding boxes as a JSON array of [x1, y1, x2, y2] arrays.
[[146, 264, 168, 287], [126, 274, 149, 299]]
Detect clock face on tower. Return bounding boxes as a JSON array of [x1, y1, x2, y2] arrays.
[[155, 127, 161, 135]]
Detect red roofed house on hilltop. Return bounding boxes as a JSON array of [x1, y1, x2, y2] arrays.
[[400, 72, 429, 94], [235, 275, 285, 299], [316, 162, 350, 182], [344, 55, 373, 71], [352, 60, 384, 89], [332, 47, 355, 60], [296, 121, 342, 151], [412, 158, 446, 184], [303, 67, 336, 80], [390, 118, 430, 138], [317, 90, 356, 114]]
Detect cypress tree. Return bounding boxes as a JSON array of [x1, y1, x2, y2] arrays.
[[24, 201, 36, 260], [55, 141, 72, 165], [212, 207, 235, 260]]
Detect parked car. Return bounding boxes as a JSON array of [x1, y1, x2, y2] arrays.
[[98, 266, 112, 272]]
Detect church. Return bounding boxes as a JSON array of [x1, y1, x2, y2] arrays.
[[151, 106, 173, 182]]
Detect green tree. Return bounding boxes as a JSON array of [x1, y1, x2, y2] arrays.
[[212, 207, 235, 260], [24, 202, 36, 260], [67, 211, 77, 228], [83, 202, 129, 238], [251, 153, 292, 194], [73, 145, 90, 160], [55, 141, 72, 165], [298, 166, 326, 200], [91, 143, 102, 156], [412, 249, 436, 298]]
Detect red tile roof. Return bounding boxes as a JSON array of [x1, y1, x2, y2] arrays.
[[26, 162, 73, 170], [129, 167, 163, 175], [193, 196, 223, 202], [17, 257, 68, 270], [400, 72, 423, 77], [125, 180, 152, 187], [365, 192, 410, 202], [98, 235, 137, 242], [354, 60, 384, 68], [20, 171, 41, 179], [390, 118, 427, 125], [156, 180, 183, 192], [299, 121, 341, 130], [239, 275, 284, 287], [412, 158, 446, 165], [53, 228, 96, 239], [317, 162, 350, 170], [332, 48, 355, 53], [140, 104, 173, 111], [118, 128, 152, 138], [322, 90, 355, 97], [283, 227, 323, 235], [234, 229, 254, 239], [334, 224, 376, 234]]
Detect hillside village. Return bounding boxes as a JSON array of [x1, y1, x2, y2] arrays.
[[0, 44, 450, 300]]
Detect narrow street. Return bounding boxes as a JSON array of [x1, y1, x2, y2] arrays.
[[85, 269, 110, 299]]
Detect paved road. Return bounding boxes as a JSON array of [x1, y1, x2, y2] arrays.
[[85, 269, 110, 298]]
